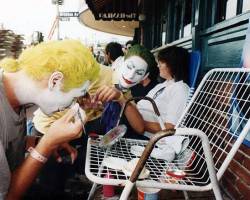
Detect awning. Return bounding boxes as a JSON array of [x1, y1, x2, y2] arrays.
[[79, 9, 139, 37], [85, 0, 139, 21]]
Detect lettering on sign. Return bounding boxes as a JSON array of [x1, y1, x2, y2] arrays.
[[59, 12, 79, 17], [98, 13, 138, 20], [59, 17, 70, 21]]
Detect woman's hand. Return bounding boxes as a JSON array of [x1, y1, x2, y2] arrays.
[[40, 104, 83, 151], [77, 93, 102, 109], [94, 85, 123, 103]]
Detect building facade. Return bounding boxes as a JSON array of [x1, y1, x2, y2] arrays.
[[139, 1, 250, 199]]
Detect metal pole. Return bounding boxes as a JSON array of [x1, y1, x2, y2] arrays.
[[57, 2, 60, 40]]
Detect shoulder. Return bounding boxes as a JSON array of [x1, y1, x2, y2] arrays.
[[88, 65, 113, 94], [99, 64, 112, 73], [172, 81, 189, 92], [151, 81, 166, 91]]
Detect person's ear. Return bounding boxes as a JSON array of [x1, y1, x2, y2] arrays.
[[48, 71, 64, 91]]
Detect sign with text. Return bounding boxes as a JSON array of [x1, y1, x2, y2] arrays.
[[98, 13, 138, 20], [59, 12, 79, 17], [59, 17, 70, 21]]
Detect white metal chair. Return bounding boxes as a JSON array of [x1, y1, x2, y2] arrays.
[[85, 68, 250, 200]]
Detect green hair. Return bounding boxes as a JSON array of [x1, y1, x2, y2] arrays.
[[0, 40, 100, 92], [124, 44, 156, 71]]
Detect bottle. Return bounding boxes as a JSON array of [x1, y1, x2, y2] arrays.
[[103, 172, 115, 197]]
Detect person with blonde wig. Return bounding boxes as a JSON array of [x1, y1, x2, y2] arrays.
[[0, 39, 99, 199]]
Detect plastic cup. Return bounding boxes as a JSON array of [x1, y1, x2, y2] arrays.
[[137, 187, 160, 200], [103, 172, 115, 197]]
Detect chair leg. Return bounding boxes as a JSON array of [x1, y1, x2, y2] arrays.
[[119, 181, 135, 200], [212, 184, 223, 200], [87, 183, 98, 200], [183, 191, 189, 200]]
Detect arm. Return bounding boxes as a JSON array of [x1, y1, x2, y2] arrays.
[[6, 138, 53, 200], [122, 101, 145, 134], [144, 121, 174, 133], [144, 83, 189, 134], [6, 105, 83, 200]]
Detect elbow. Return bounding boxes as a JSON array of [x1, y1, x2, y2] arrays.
[[136, 126, 145, 134]]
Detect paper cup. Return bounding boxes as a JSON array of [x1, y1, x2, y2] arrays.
[[137, 187, 160, 200]]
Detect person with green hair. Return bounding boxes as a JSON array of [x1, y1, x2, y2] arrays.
[[95, 44, 158, 134], [115, 44, 157, 89], [0, 39, 99, 199]]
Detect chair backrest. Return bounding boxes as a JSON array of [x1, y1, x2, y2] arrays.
[[177, 68, 250, 180], [187, 51, 201, 102]]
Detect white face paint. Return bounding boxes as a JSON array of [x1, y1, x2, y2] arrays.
[[37, 80, 90, 115], [118, 56, 148, 88], [13, 71, 90, 116]]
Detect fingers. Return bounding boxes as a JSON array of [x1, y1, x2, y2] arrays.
[[106, 92, 118, 102], [63, 143, 78, 164], [53, 149, 62, 163], [95, 86, 109, 102], [100, 88, 114, 102], [70, 148, 77, 164], [95, 86, 120, 103]]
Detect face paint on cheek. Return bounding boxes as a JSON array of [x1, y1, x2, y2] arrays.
[[38, 80, 91, 115], [38, 91, 74, 115]]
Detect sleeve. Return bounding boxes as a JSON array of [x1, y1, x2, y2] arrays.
[[0, 140, 11, 199], [163, 85, 189, 125]]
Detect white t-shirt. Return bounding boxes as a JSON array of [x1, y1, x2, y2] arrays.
[[137, 80, 189, 126], [111, 56, 124, 71]]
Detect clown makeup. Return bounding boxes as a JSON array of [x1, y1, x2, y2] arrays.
[[13, 70, 90, 115], [37, 80, 90, 116], [118, 56, 148, 88]]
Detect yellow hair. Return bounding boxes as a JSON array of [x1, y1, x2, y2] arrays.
[[0, 58, 20, 72], [0, 40, 100, 92]]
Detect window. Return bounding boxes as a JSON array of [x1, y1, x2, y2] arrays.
[[216, 0, 227, 23], [162, 32, 166, 45], [243, 0, 250, 12], [183, 0, 192, 37], [215, 0, 250, 24], [225, 0, 238, 20], [175, 0, 192, 40], [184, 24, 191, 37]]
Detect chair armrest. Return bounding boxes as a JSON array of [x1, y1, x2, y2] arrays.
[[129, 129, 176, 182], [129, 127, 219, 186]]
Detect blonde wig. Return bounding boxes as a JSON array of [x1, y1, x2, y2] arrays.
[[0, 40, 100, 92]]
